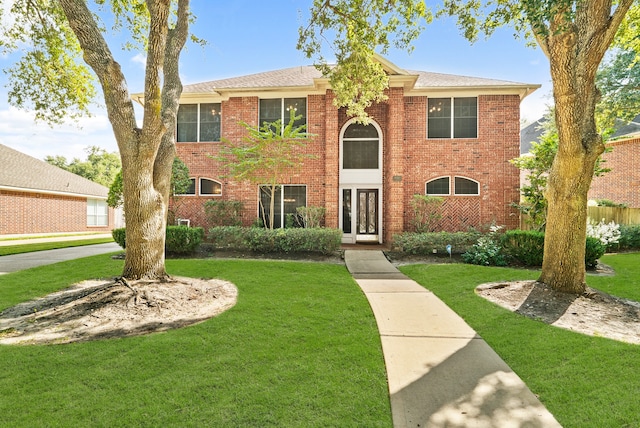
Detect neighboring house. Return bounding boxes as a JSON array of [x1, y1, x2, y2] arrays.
[[0, 143, 114, 235], [589, 133, 640, 208], [171, 55, 539, 243], [520, 115, 640, 209]]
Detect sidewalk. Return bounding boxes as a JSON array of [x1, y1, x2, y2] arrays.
[[0, 233, 113, 247], [344, 250, 561, 428]]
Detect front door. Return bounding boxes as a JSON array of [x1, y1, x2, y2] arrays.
[[356, 189, 378, 242]]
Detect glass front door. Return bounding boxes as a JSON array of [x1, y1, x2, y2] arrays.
[[357, 189, 378, 241]]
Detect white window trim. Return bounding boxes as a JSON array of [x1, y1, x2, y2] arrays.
[[425, 176, 451, 196], [259, 97, 307, 131], [453, 176, 480, 196], [258, 184, 308, 229], [177, 103, 222, 142], [176, 177, 197, 196], [199, 177, 223, 197], [427, 97, 478, 139], [87, 199, 108, 227]]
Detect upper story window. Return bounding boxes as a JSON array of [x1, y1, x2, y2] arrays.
[[427, 97, 477, 139], [342, 122, 380, 169], [177, 103, 221, 142], [259, 98, 307, 131]]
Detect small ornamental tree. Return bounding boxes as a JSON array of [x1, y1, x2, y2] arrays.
[[215, 111, 314, 230]]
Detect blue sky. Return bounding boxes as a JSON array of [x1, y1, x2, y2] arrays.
[[0, 1, 552, 161]]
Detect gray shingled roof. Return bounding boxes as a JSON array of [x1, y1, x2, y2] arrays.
[[183, 64, 534, 94], [0, 144, 108, 198]]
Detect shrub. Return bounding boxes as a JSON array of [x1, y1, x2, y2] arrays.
[[204, 200, 244, 227], [208, 226, 342, 255], [585, 236, 606, 268], [586, 218, 621, 250], [409, 195, 443, 233], [112, 227, 126, 249], [501, 230, 545, 266], [461, 225, 507, 266], [391, 231, 482, 255], [616, 224, 640, 251], [165, 226, 204, 254], [295, 206, 326, 228]]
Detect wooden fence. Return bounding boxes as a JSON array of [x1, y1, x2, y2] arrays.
[[587, 206, 640, 225], [519, 206, 640, 230]]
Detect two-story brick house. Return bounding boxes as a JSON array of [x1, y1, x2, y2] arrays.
[[172, 56, 539, 244]]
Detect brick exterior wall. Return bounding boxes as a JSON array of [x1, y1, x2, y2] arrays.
[[174, 89, 522, 240], [588, 137, 640, 208], [0, 190, 113, 235]]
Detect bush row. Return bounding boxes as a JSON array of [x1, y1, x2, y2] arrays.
[[207, 226, 342, 255], [501, 230, 605, 268], [612, 224, 640, 251], [391, 231, 482, 255], [112, 226, 204, 255]]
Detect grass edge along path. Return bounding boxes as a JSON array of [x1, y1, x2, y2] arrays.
[[0, 237, 114, 256], [0, 254, 391, 427], [400, 253, 640, 428]]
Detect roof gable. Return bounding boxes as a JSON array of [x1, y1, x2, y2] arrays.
[[0, 144, 108, 198]]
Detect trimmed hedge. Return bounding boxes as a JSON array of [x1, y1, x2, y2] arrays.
[[111, 226, 204, 254], [391, 231, 482, 255], [208, 226, 342, 255], [500, 229, 605, 268], [615, 224, 640, 251], [501, 230, 545, 267]]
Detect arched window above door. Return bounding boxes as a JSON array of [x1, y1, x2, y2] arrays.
[[342, 122, 380, 170]]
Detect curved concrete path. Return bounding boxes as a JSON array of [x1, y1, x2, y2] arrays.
[[345, 250, 561, 428]]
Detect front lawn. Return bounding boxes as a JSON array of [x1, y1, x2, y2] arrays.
[[400, 252, 640, 428], [0, 255, 391, 427]]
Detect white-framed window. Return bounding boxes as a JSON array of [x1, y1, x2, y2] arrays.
[[259, 98, 307, 131], [200, 178, 222, 196], [87, 199, 108, 226], [258, 184, 307, 228], [454, 176, 480, 195], [426, 177, 450, 196], [176, 178, 196, 196], [342, 122, 380, 169], [177, 103, 221, 142], [427, 97, 477, 139]]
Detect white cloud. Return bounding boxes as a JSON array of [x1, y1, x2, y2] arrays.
[[0, 106, 118, 161], [131, 53, 146, 67]]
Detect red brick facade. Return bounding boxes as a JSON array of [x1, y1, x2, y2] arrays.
[[0, 190, 113, 235], [174, 88, 522, 243], [589, 137, 640, 207]]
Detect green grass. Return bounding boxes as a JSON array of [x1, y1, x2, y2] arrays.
[[400, 252, 640, 428], [0, 237, 115, 256], [0, 255, 391, 427]]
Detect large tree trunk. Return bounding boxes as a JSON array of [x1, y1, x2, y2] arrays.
[[60, 0, 190, 280], [535, 0, 631, 293]]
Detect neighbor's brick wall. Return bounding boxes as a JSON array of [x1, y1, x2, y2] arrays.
[[0, 190, 113, 235], [175, 91, 522, 237], [589, 137, 640, 208]]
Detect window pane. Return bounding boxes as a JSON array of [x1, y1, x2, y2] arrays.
[[177, 104, 198, 142], [428, 98, 451, 138], [284, 98, 306, 129], [454, 177, 479, 195], [178, 178, 196, 195], [344, 123, 378, 139], [343, 140, 379, 169], [342, 189, 352, 234], [284, 185, 306, 228], [259, 99, 281, 128], [200, 178, 222, 195], [426, 177, 450, 195], [453, 98, 477, 138], [260, 185, 282, 228], [200, 103, 221, 141]]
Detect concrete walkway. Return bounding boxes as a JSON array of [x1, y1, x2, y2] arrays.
[[344, 250, 561, 428]]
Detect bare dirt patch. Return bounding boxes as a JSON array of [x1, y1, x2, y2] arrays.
[[476, 280, 640, 345], [0, 276, 238, 345]]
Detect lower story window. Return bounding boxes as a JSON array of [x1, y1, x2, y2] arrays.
[[87, 199, 108, 226], [259, 185, 307, 228]]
